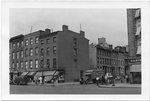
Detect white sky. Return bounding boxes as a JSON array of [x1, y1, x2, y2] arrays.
[[10, 8, 128, 47]]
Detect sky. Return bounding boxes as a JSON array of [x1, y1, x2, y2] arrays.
[[10, 8, 128, 47]]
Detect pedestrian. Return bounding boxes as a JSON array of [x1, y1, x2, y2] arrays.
[[96, 76, 100, 87], [105, 74, 108, 85], [39, 76, 42, 84], [34, 76, 38, 85]]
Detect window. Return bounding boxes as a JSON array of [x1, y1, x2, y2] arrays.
[[21, 62, 23, 69], [41, 48, 44, 55], [74, 59, 77, 68], [21, 50, 23, 58], [25, 49, 28, 57], [41, 40, 44, 45], [13, 43, 15, 49], [30, 60, 33, 68], [17, 51, 19, 58], [25, 39, 28, 46], [47, 47, 50, 55], [35, 37, 39, 44], [12, 63, 14, 68], [16, 62, 19, 69], [13, 52, 15, 59], [21, 41, 23, 47], [47, 38, 50, 44], [30, 38, 33, 45], [53, 58, 56, 68], [47, 59, 50, 68], [53, 37, 56, 43], [30, 48, 33, 56], [25, 61, 28, 69], [35, 47, 38, 55], [74, 48, 77, 56], [53, 46, 56, 54], [35, 59, 38, 68], [17, 42, 20, 48], [73, 38, 77, 46]]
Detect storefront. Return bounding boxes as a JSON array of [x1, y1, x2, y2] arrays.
[[130, 64, 141, 84]]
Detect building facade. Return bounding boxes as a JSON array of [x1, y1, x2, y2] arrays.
[[89, 38, 127, 76], [127, 8, 141, 83], [9, 25, 89, 82]]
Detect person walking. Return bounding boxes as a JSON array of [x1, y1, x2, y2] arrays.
[[96, 76, 100, 87]]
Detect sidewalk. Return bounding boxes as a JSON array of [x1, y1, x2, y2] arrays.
[[28, 82, 79, 86], [28, 82, 141, 88], [98, 83, 141, 88]]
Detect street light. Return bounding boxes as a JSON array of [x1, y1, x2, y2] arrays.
[[111, 66, 115, 86]]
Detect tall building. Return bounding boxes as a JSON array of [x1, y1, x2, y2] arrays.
[[89, 38, 127, 76], [127, 8, 141, 83], [9, 25, 89, 82]]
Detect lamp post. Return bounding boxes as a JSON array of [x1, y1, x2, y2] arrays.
[[111, 66, 115, 86]]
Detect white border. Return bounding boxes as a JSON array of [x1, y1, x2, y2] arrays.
[[1, 1, 150, 100]]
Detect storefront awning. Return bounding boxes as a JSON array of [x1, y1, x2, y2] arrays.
[[21, 72, 28, 75], [43, 71, 59, 76], [35, 72, 42, 77], [130, 65, 141, 72], [27, 72, 35, 76], [84, 72, 92, 75]]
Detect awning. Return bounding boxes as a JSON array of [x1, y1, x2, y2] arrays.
[[21, 72, 29, 76], [84, 72, 92, 75], [35, 72, 42, 77], [137, 46, 141, 55], [45, 76, 53, 81], [130, 65, 141, 72], [27, 72, 35, 76], [43, 71, 59, 76]]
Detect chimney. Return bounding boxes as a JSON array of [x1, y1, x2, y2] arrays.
[[80, 30, 85, 37], [62, 25, 68, 32], [45, 29, 51, 34]]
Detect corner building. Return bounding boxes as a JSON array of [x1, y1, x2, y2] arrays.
[[9, 25, 89, 82]]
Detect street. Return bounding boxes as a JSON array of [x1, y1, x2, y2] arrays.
[[10, 83, 141, 94]]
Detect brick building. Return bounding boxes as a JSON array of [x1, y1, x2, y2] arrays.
[[127, 8, 141, 83], [9, 25, 89, 82], [89, 38, 127, 76]]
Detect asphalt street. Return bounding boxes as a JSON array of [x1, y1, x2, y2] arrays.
[[10, 83, 141, 94]]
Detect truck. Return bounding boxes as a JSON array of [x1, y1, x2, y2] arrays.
[[13, 75, 30, 85], [79, 68, 104, 84]]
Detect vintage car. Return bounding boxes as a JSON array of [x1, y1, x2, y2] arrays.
[[13, 75, 29, 85]]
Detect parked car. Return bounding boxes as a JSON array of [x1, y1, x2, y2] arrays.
[[14, 75, 29, 85]]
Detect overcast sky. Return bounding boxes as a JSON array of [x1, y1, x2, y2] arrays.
[[10, 8, 128, 47]]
